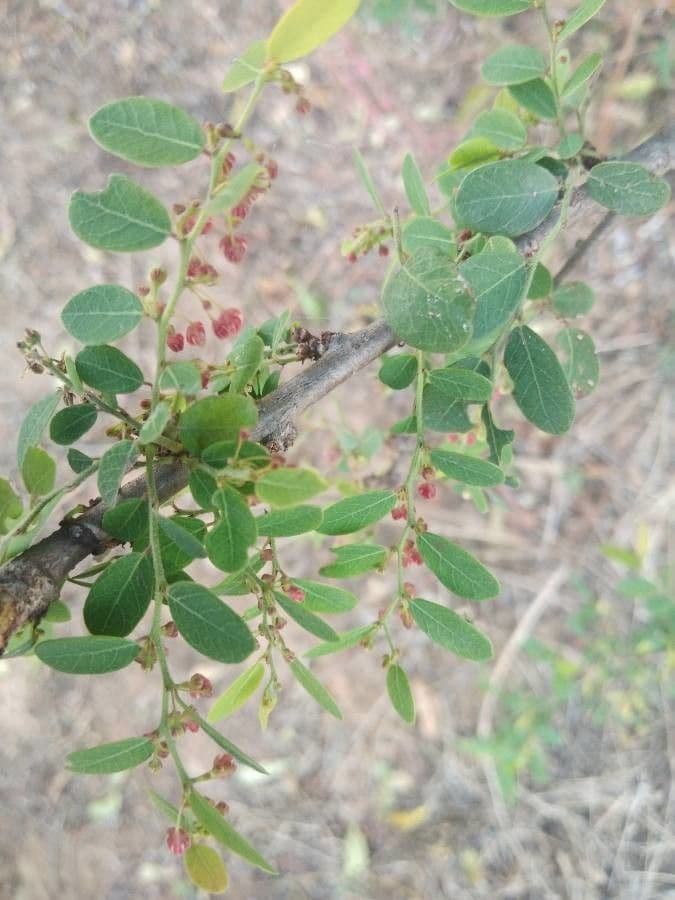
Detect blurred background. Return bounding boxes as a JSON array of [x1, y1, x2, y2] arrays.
[[0, 1, 673, 898]]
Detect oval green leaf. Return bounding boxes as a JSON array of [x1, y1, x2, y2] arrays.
[[267, 0, 360, 63], [469, 109, 526, 150], [292, 579, 358, 614], [184, 845, 229, 895], [62, 284, 143, 345], [76, 345, 145, 394], [386, 664, 415, 724], [84, 552, 154, 636], [556, 327, 599, 397], [378, 354, 418, 390], [423, 368, 492, 433], [410, 598, 493, 661], [430, 449, 504, 487], [256, 504, 323, 537], [402, 152, 430, 215], [552, 281, 595, 317], [49, 403, 97, 446], [206, 487, 257, 573], [98, 439, 139, 507], [256, 467, 327, 508], [558, 0, 607, 42], [418, 531, 500, 600], [586, 161, 671, 216], [459, 248, 527, 353], [207, 660, 266, 723], [227, 328, 265, 393], [402, 218, 456, 256], [222, 40, 267, 92], [159, 361, 202, 394], [481, 45, 546, 85], [67, 736, 154, 774], [305, 624, 376, 659], [168, 581, 255, 663], [561, 52, 602, 100], [35, 636, 139, 674], [179, 394, 258, 456], [22, 447, 56, 496], [138, 400, 171, 445], [318, 490, 397, 536], [190, 790, 276, 873], [18, 392, 61, 467], [102, 498, 149, 542], [319, 544, 387, 579], [275, 592, 339, 643], [449, 0, 531, 14], [289, 658, 342, 718]]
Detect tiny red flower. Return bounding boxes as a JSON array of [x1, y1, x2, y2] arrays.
[[402, 539, 423, 567], [200, 263, 219, 280], [390, 504, 407, 521], [417, 482, 437, 501], [285, 585, 305, 603], [187, 673, 213, 699], [166, 827, 191, 856], [231, 202, 250, 221], [378, 245, 389, 257], [167, 329, 184, 353], [402, 581, 416, 597], [219, 234, 247, 263], [212, 308, 243, 339], [201, 218, 214, 235], [186, 257, 202, 279], [212, 753, 237, 776], [184, 718, 199, 734], [186, 321, 206, 347]]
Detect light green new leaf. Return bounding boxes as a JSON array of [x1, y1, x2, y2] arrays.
[[168, 581, 255, 663], [208, 660, 266, 723], [481, 45, 546, 85], [319, 544, 387, 579], [69, 175, 171, 252], [469, 109, 526, 150], [76, 345, 145, 394], [62, 285, 143, 345], [289, 658, 342, 718], [386, 664, 415, 724], [402, 152, 430, 215], [587, 162, 671, 216], [206, 162, 263, 215], [256, 467, 327, 508], [448, 138, 501, 171], [184, 845, 229, 895], [0, 479, 22, 532], [35, 636, 139, 674], [318, 490, 397, 536], [222, 40, 267, 92], [418, 531, 500, 600], [430, 449, 504, 487], [402, 218, 456, 256], [98, 439, 139, 507], [89, 97, 204, 167], [561, 52, 602, 100], [190, 790, 276, 873], [159, 361, 202, 394], [410, 598, 492, 661], [227, 327, 265, 393], [558, 0, 607, 42], [556, 328, 599, 398], [449, 0, 532, 15], [17, 392, 61, 467], [22, 447, 56, 496], [267, 0, 360, 63], [504, 325, 575, 434], [138, 401, 171, 445], [508, 79, 557, 120], [67, 737, 154, 774]]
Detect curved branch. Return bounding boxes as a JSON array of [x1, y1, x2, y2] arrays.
[[1, 125, 672, 653]]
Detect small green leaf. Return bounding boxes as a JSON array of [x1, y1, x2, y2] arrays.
[[179, 395, 258, 456], [469, 109, 527, 150], [102, 498, 149, 542], [418, 531, 500, 600], [43, 600, 71, 623], [98, 439, 139, 507], [69, 174, 171, 252], [267, 0, 360, 63], [423, 368, 492, 433], [256, 505, 323, 537], [207, 660, 266, 723], [66, 737, 154, 774], [449, 0, 531, 15], [159, 361, 202, 394], [184, 845, 229, 895], [386, 664, 415, 724], [76, 345, 145, 394], [430, 449, 504, 487], [256, 467, 327, 508], [227, 327, 265, 393], [402, 218, 456, 256], [89, 97, 205, 167], [62, 284, 144, 345], [504, 325, 575, 434], [289, 658, 342, 718], [459, 248, 527, 353], [22, 447, 56, 496], [561, 52, 602, 100], [557, 134, 584, 159], [402, 152, 430, 215], [481, 45, 546, 85], [275, 592, 339, 642], [0, 479, 22, 532], [83, 552, 154, 636], [49, 404, 97, 446], [318, 490, 397, 536], [552, 281, 595, 317], [509, 79, 557, 120], [319, 544, 387, 578], [168, 581, 255, 663], [196, 718, 268, 774], [410, 598, 492, 661], [556, 328, 599, 397], [139, 401, 171, 445], [527, 262, 552, 299], [305, 624, 376, 658], [292, 579, 358, 614], [147, 789, 181, 823], [448, 138, 501, 171], [206, 487, 257, 573], [206, 162, 263, 216], [381, 249, 474, 353], [157, 515, 207, 560], [190, 790, 276, 873], [67, 448, 94, 474], [481, 405, 515, 465], [586, 162, 671, 216], [222, 40, 267, 92], [455, 160, 558, 237], [379, 354, 418, 390], [35, 636, 139, 674], [189, 469, 218, 510], [17, 392, 61, 467], [558, 0, 607, 42]]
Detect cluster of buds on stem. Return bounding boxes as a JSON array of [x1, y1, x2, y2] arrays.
[[341, 218, 392, 263]]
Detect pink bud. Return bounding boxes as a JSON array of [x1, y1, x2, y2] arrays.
[[285, 585, 305, 603], [212, 753, 237, 776], [166, 827, 191, 856], [390, 504, 407, 521], [167, 329, 184, 353], [219, 234, 247, 264], [212, 308, 243, 339], [188, 673, 213, 698], [417, 482, 437, 501], [186, 321, 206, 347]]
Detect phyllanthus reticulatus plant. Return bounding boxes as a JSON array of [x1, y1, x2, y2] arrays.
[[0, 0, 671, 891]]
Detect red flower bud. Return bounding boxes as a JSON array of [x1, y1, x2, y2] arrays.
[[187, 673, 213, 698], [186, 257, 202, 279], [378, 245, 389, 257], [212, 308, 243, 339], [285, 585, 305, 603], [417, 482, 437, 501], [219, 234, 247, 264], [212, 753, 237, 776], [402, 539, 422, 567], [390, 504, 407, 521], [167, 329, 184, 353], [186, 321, 206, 347], [166, 827, 191, 856], [161, 621, 179, 638]]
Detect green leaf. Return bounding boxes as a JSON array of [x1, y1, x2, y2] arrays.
[[168, 581, 255, 663], [558, 0, 607, 42], [35, 636, 139, 674], [202, 440, 269, 470], [267, 0, 360, 63], [256, 467, 327, 508], [207, 660, 266, 723], [381, 248, 474, 352], [481, 405, 515, 465], [102, 498, 149, 542], [386, 664, 415, 724], [222, 40, 267, 92], [89, 97, 204, 167], [319, 544, 387, 578], [49, 403, 97, 446], [455, 160, 558, 237], [189, 791, 276, 873], [459, 248, 527, 353], [206, 487, 257, 573], [586, 162, 671, 216], [98, 439, 139, 507], [556, 327, 599, 397], [379, 354, 418, 390], [448, 138, 501, 171], [0, 479, 22, 532], [84, 553, 154, 636], [318, 490, 397, 536], [179, 395, 258, 456], [481, 45, 546, 85], [561, 52, 602, 100], [43, 600, 71, 624], [62, 284, 143, 345], [469, 109, 526, 150], [69, 174, 171, 252], [184, 845, 229, 895], [67, 448, 94, 474], [418, 531, 500, 600], [157, 515, 207, 560], [305, 624, 376, 658], [275, 591, 339, 642], [256, 505, 323, 537], [66, 737, 154, 774], [22, 447, 56, 496], [430, 449, 504, 487], [289, 658, 342, 718], [552, 281, 595, 317], [402, 218, 456, 256], [189, 469, 218, 510], [353, 148, 385, 214], [196, 718, 268, 774], [159, 361, 202, 394], [206, 162, 263, 216], [17, 392, 61, 467], [504, 325, 575, 434], [292, 579, 358, 614], [138, 401, 171, 445], [449, 0, 531, 15], [76, 345, 144, 394], [509, 79, 557, 120], [410, 598, 492, 661], [557, 134, 584, 159], [227, 327, 265, 393], [402, 152, 430, 215], [423, 368, 492, 433], [147, 788, 181, 824]]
